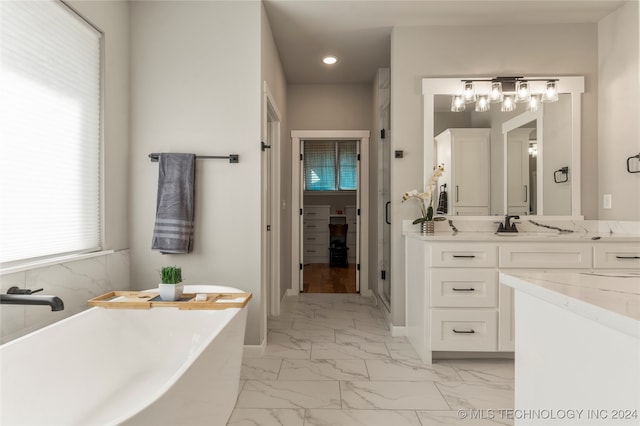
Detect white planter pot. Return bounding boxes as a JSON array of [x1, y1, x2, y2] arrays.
[[158, 283, 184, 301]]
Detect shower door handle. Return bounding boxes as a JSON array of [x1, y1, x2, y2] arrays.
[[385, 202, 391, 224]]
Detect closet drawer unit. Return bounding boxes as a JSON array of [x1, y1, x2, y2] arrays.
[[430, 269, 498, 308], [304, 232, 329, 246], [499, 243, 592, 269], [430, 310, 498, 351], [304, 244, 328, 263], [594, 244, 640, 269], [430, 244, 497, 268], [304, 206, 330, 220], [303, 220, 327, 234]]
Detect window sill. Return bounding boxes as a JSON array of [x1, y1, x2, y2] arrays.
[[0, 250, 116, 276]]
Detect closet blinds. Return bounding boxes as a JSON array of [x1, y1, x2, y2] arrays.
[[0, 0, 101, 264], [303, 140, 358, 191]]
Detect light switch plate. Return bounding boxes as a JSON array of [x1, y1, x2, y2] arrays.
[[603, 194, 612, 209]]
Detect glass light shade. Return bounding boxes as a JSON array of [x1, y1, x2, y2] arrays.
[[489, 82, 503, 102], [463, 81, 476, 103], [475, 95, 490, 112], [542, 80, 559, 103], [501, 95, 516, 112], [515, 80, 531, 103], [528, 95, 541, 111], [451, 95, 466, 112]]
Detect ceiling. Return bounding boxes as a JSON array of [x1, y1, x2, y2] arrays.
[[263, 0, 626, 84]]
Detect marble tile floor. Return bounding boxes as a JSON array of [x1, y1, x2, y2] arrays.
[[228, 293, 514, 426]]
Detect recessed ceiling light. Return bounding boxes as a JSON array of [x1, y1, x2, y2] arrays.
[[322, 55, 338, 65]]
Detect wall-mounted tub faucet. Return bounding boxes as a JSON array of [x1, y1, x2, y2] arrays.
[[1, 287, 64, 311]]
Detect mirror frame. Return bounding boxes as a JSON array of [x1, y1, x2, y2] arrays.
[[422, 76, 585, 217]]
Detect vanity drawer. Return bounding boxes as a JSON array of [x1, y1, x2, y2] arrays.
[[499, 243, 592, 269], [594, 244, 640, 269], [430, 244, 497, 268], [430, 269, 498, 308], [430, 310, 497, 351], [304, 206, 330, 220]]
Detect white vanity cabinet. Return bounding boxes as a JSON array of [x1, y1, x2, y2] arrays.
[[435, 129, 491, 216], [303, 205, 330, 263], [405, 234, 640, 363]]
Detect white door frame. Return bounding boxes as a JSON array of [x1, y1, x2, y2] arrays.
[[262, 82, 281, 331], [291, 130, 371, 296]]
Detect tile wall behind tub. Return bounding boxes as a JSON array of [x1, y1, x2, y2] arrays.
[[0, 250, 130, 344]]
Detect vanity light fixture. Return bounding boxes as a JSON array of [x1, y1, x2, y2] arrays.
[[322, 55, 338, 65], [542, 80, 559, 103], [515, 80, 531, 103], [452, 77, 559, 113], [463, 81, 476, 103], [475, 95, 490, 112], [528, 95, 541, 112], [451, 95, 466, 112], [501, 95, 516, 112]]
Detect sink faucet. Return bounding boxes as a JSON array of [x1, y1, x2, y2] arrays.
[[1, 287, 64, 311], [497, 215, 520, 233]]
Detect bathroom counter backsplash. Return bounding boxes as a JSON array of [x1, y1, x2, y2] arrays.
[[403, 218, 640, 242]]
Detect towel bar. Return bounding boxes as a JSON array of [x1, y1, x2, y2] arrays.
[[149, 153, 239, 163]]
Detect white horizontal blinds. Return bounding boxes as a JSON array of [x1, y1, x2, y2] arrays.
[[304, 141, 337, 191], [338, 140, 358, 190], [0, 0, 101, 264]]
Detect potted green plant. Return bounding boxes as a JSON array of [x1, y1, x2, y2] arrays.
[[158, 266, 184, 301]]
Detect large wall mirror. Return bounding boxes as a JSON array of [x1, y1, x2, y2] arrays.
[[423, 76, 584, 217]]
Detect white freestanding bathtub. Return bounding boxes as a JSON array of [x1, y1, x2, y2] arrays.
[[1, 285, 248, 426]]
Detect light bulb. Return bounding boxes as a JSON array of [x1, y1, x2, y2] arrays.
[[528, 95, 541, 111], [451, 95, 466, 112], [475, 95, 490, 112], [542, 80, 558, 103], [463, 81, 476, 103], [489, 82, 503, 102], [515, 80, 531, 103], [502, 95, 516, 112]]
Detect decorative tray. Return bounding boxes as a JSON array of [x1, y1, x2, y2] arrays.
[[88, 291, 251, 310]]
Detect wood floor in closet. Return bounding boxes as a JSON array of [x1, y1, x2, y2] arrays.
[[302, 263, 357, 293]]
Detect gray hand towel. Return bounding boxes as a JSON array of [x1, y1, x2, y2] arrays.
[[152, 153, 195, 254]]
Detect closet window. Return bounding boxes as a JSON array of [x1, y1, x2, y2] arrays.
[[0, 0, 102, 265], [304, 140, 357, 191]]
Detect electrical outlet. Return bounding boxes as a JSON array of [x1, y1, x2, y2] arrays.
[[603, 194, 612, 209]]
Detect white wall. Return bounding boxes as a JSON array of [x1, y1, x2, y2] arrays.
[[390, 23, 598, 327], [260, 3, 289, 303], [129, 1, 263, 345], [598, 1, 640, 220]]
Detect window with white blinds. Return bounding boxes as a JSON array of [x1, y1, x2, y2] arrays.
[[0, 0, 102, 265], [303, 140, 358, 191]]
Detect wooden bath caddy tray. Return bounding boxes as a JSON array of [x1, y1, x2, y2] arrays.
[[88, 291, 252, 310]]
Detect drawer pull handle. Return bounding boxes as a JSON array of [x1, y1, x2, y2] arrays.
[[452, 287, 475, 292], [616, 255, 640, 259], [452, 255, 476, 259], [453, 329, 475, 334]]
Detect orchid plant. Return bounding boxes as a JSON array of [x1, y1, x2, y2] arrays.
[[401, 164, 445, 224]]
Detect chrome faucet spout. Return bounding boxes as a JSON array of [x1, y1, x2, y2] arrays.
[[1, 294, 64, 311]]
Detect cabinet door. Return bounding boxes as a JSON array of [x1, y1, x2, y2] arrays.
[[453, 134, 490, 208], [507, 132, 530, 215]]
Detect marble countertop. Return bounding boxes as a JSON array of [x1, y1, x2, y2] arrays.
[[404, 230, 640, 243], [500, 271, 640, 338]]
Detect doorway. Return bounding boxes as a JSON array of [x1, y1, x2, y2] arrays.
[[291, 130, 370, 296]]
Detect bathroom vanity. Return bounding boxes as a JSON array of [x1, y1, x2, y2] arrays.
[[501, 272, 639, 425], [404, 226, 640, 363]]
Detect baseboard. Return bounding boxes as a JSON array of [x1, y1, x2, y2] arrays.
[[433, 351, 515, 360], [243, 339, 266, 358], [286, 288, 298, 297], [359, 288, 374, 298], [390, 325, 407, 337]]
